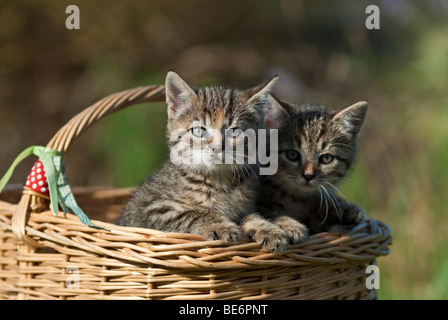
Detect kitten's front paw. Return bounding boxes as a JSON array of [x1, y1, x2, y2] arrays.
[[248, 227, 289, 254], [201, 222, 241, 243], [275, 217, 309, 244], [341, 203, 366, 225]]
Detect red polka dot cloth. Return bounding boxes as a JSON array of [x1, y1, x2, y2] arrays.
[[25, 160, 50, 197], [0, 145, 101, 228]]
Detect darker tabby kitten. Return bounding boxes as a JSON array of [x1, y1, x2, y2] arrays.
[[118, 72, 285, 250], [257, 99, 368, 244]]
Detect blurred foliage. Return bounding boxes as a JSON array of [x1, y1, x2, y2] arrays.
[[1, 0, 448, 299]]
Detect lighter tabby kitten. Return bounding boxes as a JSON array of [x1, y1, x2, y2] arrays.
[[118, 72, 286, 252], [257, 99, 369, 243]]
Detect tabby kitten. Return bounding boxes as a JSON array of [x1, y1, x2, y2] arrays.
[[118, 72, 286, 250], [258, 99, 368, 244]]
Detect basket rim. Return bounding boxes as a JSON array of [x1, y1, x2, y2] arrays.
[[1, 190, 392, 270]]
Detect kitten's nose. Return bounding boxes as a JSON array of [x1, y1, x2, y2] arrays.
[[302, 163, 316, 182], [302, 173, 316, 182]]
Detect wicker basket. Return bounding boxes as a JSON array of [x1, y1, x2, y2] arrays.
[[0, 85, 392, 300]]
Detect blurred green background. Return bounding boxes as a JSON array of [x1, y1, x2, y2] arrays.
[[1, 0, 447, 299]]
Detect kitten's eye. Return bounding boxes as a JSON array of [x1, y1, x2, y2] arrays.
[[319, 154, 334, 164], [191, 127, 206, 138], [285, 150, 301, 162]]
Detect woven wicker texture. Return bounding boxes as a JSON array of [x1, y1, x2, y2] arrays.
[[0, 85, 392, 300]]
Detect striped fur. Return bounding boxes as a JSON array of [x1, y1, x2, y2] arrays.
[[117, 72, 278, 244], [258, 100, 368, 242]]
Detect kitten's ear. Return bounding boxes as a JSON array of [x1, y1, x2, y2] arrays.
[[165, 71, 197, 119], [247, 76, 284, 128], [247, 76, 279, 106], [332, 101, 368, 138], [263, 97, 288, 129]]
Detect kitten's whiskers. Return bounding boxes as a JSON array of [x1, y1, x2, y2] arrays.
[[317, 187, 324, 213], [322, 185, 342, 221], [233, 152, 261, 188], [324, 182, 349, 205], [318, 185, 329, 225]]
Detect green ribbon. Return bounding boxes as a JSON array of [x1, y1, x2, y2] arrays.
[[0, 145, 103, 229]]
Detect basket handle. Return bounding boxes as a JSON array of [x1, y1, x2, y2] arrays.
[[46, 85, 165, 152], [12, 85, 166, 248]]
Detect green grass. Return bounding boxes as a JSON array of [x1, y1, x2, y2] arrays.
[[89, 100, 168, 187]]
